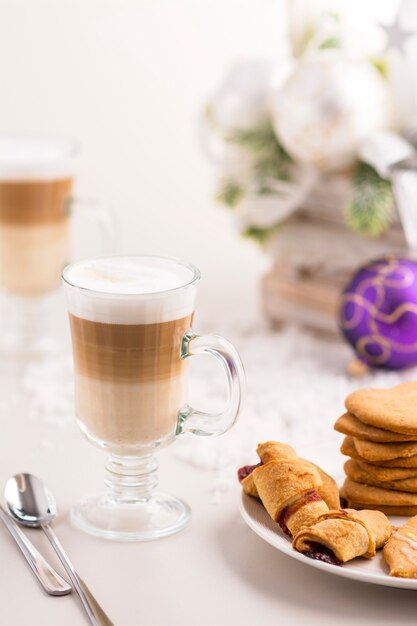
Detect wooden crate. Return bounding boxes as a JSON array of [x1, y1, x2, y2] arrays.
[[262, 172, 407, 335]]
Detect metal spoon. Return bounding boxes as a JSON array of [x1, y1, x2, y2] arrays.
[[5, 474, 114, 626], [0, 503, 71, 595]]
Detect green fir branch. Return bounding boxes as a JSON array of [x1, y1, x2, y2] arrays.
[[216, 180, 244, 208], [369, 56, 389, 80], [319, 36, 341, 50], [226, 122, 294, 185], [346, 161, 394, 237], [242, 223, 281, 246]]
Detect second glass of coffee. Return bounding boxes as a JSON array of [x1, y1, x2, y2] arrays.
[[0, 136, 111, 354]]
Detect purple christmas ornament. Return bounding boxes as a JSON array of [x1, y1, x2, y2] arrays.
[[339, 256, 417, 370]]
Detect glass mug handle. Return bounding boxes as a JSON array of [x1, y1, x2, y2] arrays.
[[176, 330, 245, 436], [67, 195, 115, 258]]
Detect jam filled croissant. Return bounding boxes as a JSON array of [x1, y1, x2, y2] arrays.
[[293, 508, 391, 565], [238, 441, 340, 535], [252, 458, 329, 536]]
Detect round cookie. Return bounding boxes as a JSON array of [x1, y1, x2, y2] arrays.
[[343, 501, 417, 516], [334, 412, 415, 442], [344, 459, 417, 493], [345, 382, 417, 436], [354, 438, 417, 462], [340, 436, 417, 468], [343, 477, 417, 507], [353, 459, 417, 482]]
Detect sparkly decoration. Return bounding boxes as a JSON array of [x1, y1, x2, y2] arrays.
[[339, 257, 417, 370], [379, 10, 416, 56], [270, 53, 392, 170]]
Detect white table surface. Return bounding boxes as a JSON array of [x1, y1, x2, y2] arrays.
[[1, 319, 417, 626]]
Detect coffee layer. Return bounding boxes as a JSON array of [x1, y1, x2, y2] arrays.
[[0, 178, 72, 225], [75, 372, 185, 446], [0, 221, 69, 295], [69, 313, 193, 383]]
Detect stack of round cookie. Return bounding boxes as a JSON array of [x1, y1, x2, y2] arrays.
[[335, 382, 417, 516]]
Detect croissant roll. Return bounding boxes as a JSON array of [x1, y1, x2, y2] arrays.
[[293, 509, 391, 564], [384, 515, 417, 578], [256, 441, 297, 464], [241, 441, 340, 509], [239, 441, 297, 498], [319, 508, 391, 557], [252, 459, 329, 535]]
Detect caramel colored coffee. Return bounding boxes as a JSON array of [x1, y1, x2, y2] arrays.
[[69, 313, 193, 447], [0, 178, 73, 295]]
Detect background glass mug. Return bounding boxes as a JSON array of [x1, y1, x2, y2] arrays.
[[0, 135, 112, 352], [62, 255, 245, 541]]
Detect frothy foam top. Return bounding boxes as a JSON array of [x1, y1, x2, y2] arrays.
[[63, 256, 198, 324], [0, 137, 77, 180]]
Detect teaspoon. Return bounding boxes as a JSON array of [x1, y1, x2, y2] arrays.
[[0, 503, 71, 595], [5, 473, 114, 626]]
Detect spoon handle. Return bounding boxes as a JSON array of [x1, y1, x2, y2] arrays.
[[0, 507, 72, 596], [41, 523, 114, 626]]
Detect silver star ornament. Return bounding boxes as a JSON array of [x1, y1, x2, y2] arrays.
[[380, 11, 416, 55]]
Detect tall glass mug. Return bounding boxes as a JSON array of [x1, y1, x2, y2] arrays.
[[62, 255, 245, 541], [0, 136, 111, 352]]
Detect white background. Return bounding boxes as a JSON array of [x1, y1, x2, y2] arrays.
[[0, 0, 412, 317], [0, 0, 294, 316]]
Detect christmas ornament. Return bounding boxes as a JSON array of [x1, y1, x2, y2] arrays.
[[270, 52, 393, 170], [209, 60, 274, 135], [379, 9, 416, 55], [339, 257, 417, 370]]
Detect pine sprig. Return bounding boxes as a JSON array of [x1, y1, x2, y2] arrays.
[[242, 223, 281, 245], [226, 122, 294, 185], [346, 161, 393, 237], [216, 180, 244, 208]]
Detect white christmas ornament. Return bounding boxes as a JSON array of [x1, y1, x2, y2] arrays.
[[209, 60, 274, 134], [270, 53, 393, 170]]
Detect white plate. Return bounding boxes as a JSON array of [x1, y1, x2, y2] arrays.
[[239, 492, 417, 590]]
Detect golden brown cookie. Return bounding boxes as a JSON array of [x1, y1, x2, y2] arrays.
[[341, 501, 417, 516], [344, 459, 417, 493], [343, 478, 417, 507], [340, 436, 417, 468], [384, 515, 417, 577], [354, 438, 417, 462], [334, 412, 414, 442], [345, 382, 417, 436], [353, 459, 417, 482]]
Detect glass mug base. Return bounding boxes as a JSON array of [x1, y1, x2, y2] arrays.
[[70, 491, 191, 541]]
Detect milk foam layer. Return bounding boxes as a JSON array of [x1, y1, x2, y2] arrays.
[[63, 256, 199, 324], [0, 137, 77, 180]]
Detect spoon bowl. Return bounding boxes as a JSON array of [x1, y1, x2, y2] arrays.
[[5, 473, 56, 527]]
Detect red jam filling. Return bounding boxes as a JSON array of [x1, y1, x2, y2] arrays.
[[277, 490, 323, 536], [303, 542, 342, 566], [237, 462, 262, 482], [339, 496, 348, 509]]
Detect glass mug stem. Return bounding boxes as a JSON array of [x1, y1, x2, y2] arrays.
[[104, 454, 159, 502]]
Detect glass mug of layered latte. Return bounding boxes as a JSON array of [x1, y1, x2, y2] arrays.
[[0, 136, 111, 351], [63, 255, 245, 541]]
